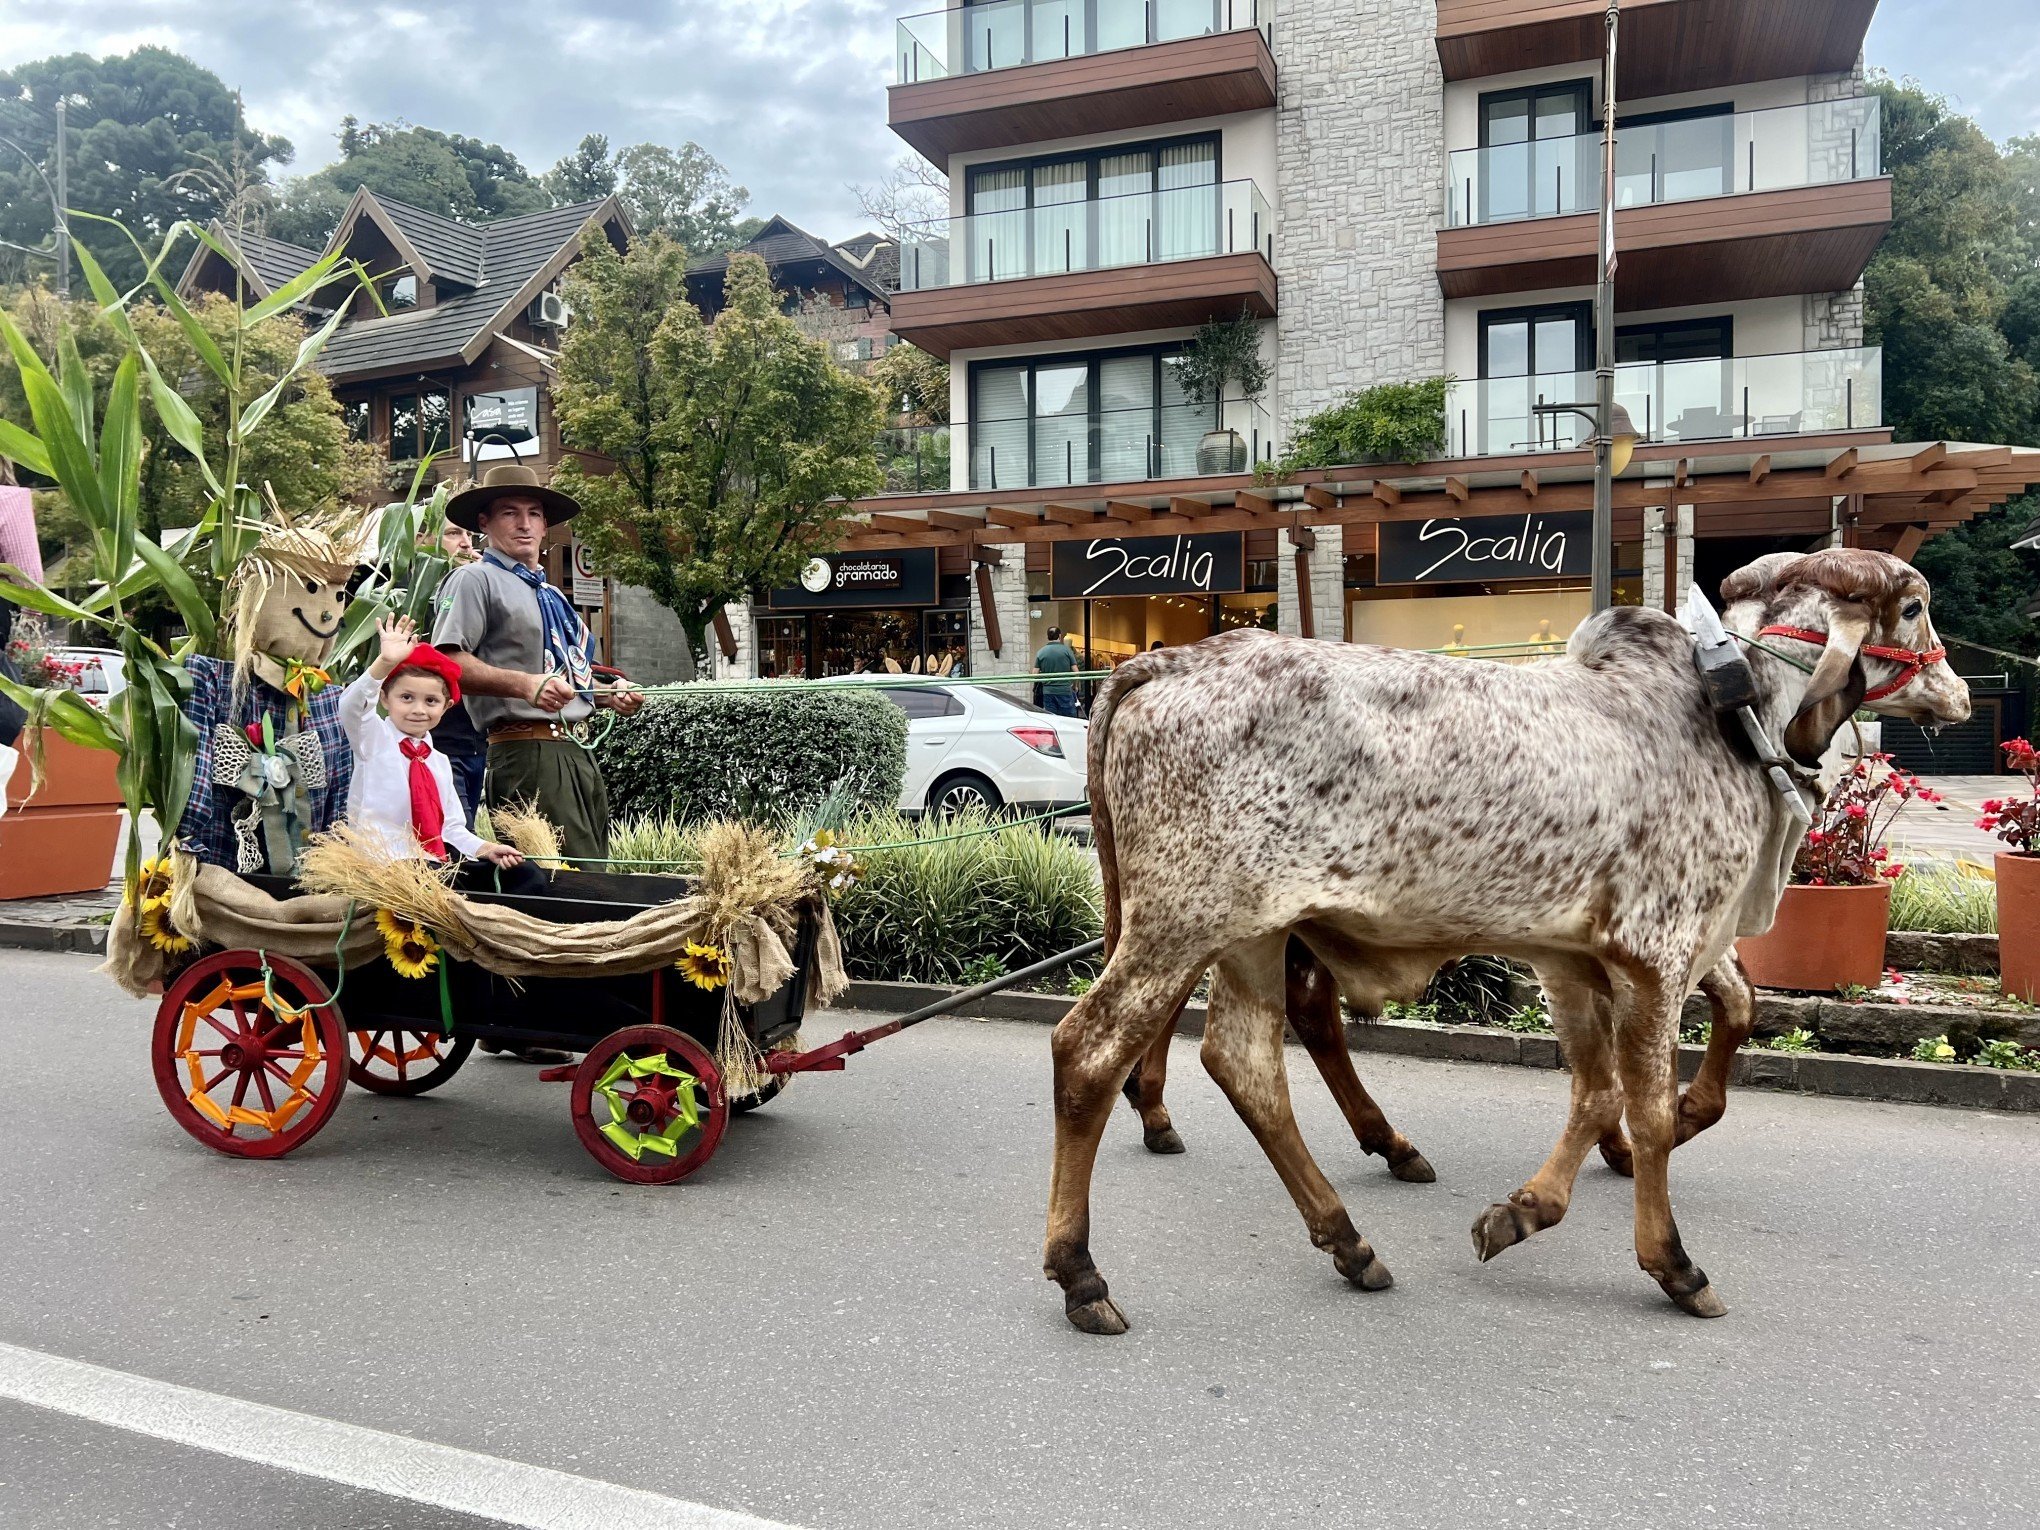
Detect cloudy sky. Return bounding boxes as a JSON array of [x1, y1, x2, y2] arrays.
[[1, 0, 2035, 240]]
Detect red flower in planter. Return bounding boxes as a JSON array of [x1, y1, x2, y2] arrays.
[[1791, 758, 1921, 887]]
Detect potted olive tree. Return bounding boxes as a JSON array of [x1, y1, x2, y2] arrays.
[[1978, 738, 2039, 1002], [1176, 310, 1269, 474], [1737, 754, 1934, 991]]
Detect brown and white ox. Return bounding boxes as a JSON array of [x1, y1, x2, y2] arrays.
[[1044, 549, 1970, 1333]]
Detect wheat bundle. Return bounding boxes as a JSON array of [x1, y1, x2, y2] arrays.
[[297, 826, 474, 955], [488, 800, 568, 864]]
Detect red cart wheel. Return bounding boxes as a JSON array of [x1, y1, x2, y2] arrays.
[[348, 1029, 475, 1096], [569, 1025, 727, 1185], [152, 952, 348, 1160]]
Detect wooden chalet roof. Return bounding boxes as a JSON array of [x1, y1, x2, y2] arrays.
[[685, 215, 895, 304]]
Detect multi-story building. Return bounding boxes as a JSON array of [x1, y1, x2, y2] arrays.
[[721, 0, 2037, 732]]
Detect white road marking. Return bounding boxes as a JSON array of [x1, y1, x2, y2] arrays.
[[0, 1341, 807, 1530]]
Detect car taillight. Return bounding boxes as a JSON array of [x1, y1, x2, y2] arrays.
[[1008, 725, 1064, 757]]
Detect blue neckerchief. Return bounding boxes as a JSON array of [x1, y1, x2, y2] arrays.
[[485, 548, 594, 699]]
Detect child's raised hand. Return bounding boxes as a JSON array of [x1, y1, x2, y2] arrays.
[[375, 613, 418, 668]]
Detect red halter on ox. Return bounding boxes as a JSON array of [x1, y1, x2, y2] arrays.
[[1756, 624, 1947, 703]]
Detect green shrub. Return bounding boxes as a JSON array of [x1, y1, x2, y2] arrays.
[[1887, 862, 1998, 934], [828, 812, 1102, 985], [1278, 378, 1450, 470], [1423, 955, 1524, 1025], [595, 685, 907, 825]]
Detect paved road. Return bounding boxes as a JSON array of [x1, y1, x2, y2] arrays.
[[2, 948, 2036, 1529]]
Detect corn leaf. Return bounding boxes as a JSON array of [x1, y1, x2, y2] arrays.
[[56, 331, 96, 447], [236, 298, 354, 438], [99, 354, 143, 581], [240, 250, 350, 327], [0, 675, 125, 754], [0, 570, 104, 627], [0, 307, 108, 533], [0, 418, 51, 479], [133, 537, 218, 652], [68, 237, 138, 346]]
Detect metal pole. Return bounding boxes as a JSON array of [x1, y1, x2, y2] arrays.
[[1592, 0, 1620, 613], [54, 98, 69, 299]]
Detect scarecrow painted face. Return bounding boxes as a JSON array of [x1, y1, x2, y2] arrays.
[[247, 568, 351, 665]]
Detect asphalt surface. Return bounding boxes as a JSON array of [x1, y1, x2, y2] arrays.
[[2, 947, 2036, 1529]]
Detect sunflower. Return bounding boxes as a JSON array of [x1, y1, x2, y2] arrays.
[[131, 855, 175, 908], [138, 895, 194, 955], [677, 940, 731, 992], [375, 908, 441, 979]]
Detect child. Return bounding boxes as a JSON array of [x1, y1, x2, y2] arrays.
[[340, 614, 528, 878]]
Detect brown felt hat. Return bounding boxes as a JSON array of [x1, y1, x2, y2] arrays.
[[444, 462, 582, 532]]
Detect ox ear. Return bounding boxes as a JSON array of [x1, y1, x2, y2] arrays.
[[1783, 604, 1870, 768], [1720, 552, 1803, 608]]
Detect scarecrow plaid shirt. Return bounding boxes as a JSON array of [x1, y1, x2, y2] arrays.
[[180, 655, 352, 869]]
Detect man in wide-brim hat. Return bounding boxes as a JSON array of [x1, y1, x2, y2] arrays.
[[430, 463, 643, 865]]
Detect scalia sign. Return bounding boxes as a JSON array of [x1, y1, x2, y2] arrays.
[[1050, 533, 1245, 599], [1376, 511, 1593, 584], [767, 549, 938, 609]]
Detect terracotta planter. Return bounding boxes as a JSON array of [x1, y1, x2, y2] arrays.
[[1737, 881, 1892, 993], [1998, 853, 2040, 1004], [1, 733, 124, 900]]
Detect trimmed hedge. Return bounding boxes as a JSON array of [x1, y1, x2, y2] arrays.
[[595, 686, 907, 824]]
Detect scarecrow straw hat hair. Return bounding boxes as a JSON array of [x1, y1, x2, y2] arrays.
[[223, 497, 371, 672]]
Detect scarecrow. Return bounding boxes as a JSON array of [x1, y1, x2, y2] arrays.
[[180, 513, 365, 875]]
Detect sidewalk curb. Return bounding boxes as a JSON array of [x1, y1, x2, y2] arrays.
[[839, 981, 2040, 1112], [0, 918, 107, 956]]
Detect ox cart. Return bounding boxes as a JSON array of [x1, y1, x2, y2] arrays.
[[150, 867, 1100, 1184]]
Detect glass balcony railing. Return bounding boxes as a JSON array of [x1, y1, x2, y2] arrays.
[[969, 397, 1271, 491], [899, 179, 1272, 291], [1444, 346, 1882, 457], [897, 0, 1265, 83], [1446, 96, 1881, 227], [878, 423, 953, 493]]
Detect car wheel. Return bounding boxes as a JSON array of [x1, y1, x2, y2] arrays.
[[929, 771, 1003, 819]]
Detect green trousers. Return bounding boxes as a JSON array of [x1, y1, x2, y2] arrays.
[[484, 739, 611, 863]]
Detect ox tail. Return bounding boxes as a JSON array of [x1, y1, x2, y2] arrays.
[[1086, 645, 1202, 959]]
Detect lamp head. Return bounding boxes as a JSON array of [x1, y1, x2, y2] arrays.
[[1607, 402, 1638, 475]]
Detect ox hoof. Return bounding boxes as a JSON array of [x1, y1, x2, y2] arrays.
[[1388, 1150, 1436, 1184], [1143, 1126, 1186, 1155], [1599, 1137, 1635, 1177], [1333, 1243, 1395, 1291], [1662, 1278, 1729, 1319], [1066, 1296, 1130, 1335], [1471, 1201, 1539, 1262]]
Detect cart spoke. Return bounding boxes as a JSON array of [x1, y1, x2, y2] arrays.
[[253, 1067, 277, 1115]]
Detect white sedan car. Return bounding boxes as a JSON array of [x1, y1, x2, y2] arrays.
[[880, 682, 1089, 818], [52, 647, 127, 708]]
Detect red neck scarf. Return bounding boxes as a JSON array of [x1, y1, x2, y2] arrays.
[[399, 738, 445, 858]]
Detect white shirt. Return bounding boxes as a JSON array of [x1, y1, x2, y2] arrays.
[[339, 671, 483, 861]]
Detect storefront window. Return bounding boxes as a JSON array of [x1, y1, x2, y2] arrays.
[[1346, 583, 1592, 657], [757, 616, 808, 679], [814, 608, 924, 676], [1218, 592, 1278, 633]]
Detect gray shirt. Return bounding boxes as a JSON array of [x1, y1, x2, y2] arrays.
[[432, 556, 594, 733]]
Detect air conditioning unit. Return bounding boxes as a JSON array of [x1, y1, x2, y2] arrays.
[[529, 291, 570, 329]]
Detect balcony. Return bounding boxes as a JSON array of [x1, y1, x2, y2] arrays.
[[1443, 345, 1882, 457], [1435, 0, 1880, 98], [890, 0, 1276, 162], [1437, 99, 1890, 308], [971, 398, 1272, 491], [891, 179, 1276, 357]]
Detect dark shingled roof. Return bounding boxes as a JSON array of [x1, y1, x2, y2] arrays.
[[685, 215, 894, 305], [377, 198, 486, 287], [238, 231, 322, 294], [314, 197, 616, 378]]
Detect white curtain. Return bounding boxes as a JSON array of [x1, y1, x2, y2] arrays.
[[1156, 140, 1216, 260], [1097, 150, 1152, 267], [973, 365, 1030, 488], [1098, 356, 1155, 482], [1032, 159, 1089, 275], [1157, 355, 1208, 476], [968, 168, 1026, 283], [1033, 364, 1090, 487]]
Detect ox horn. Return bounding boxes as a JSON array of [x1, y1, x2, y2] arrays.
[[1783, 604, 1871, 768]]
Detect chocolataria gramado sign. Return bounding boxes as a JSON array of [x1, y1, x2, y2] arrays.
[[768, 549, 939, 609], [1376, 511, 1594, 585], [1050, 533, 1245, 599]]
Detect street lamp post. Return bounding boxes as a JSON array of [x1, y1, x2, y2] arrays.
[[1591, 0, 1621, 612]]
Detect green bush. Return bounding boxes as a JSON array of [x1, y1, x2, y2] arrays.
[[595, 685, 907, 825], [1887, 862, 1998, 934], [1278, 378, 1450, 470]]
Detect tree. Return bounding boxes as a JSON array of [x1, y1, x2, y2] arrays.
[[269, 120, 546, 246], [869, 342, 949, 424], [543, 133, 616, 203], [851, 155, 949, 244], [1864, 78, 2040, 655], [0, 48, 293, 287], [551, 236, 884, 670], [615, 142, 750, 255]]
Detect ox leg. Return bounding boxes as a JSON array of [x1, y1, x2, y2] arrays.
[[1202, 936, 1394, 1293], [1045, 950, 1202, 1336], [1284, 939, 1435, 1183], [1473, 977, 1624, 1259], [1120, 1001, 1188, 1154], [1615, 971, 1728, 1318], [1677, 953, 1756, 1146]]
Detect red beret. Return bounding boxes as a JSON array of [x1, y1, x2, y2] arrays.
[[384, 643, 463, 704]]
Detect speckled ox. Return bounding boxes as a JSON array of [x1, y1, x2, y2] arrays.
[[1044, 549, 1970, 1334]]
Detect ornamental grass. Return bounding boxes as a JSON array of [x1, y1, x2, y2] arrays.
[[1886, 860, 1998, 935]]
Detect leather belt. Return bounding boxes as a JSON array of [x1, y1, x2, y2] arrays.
[[488, 720, 572, 744]]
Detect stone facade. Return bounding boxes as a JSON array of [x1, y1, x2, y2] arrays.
[[970, 556, 1032, 679], [712, 600, 758, 680], [1277, 523, 1346, 640], [1272, 0, 1447, 430], [608, 584, 698, 685], [1803, 284, 1866, 351]]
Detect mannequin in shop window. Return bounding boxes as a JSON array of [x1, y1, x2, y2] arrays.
[[1527, 617, 1561, 655], [1443, 624, 1469, 658]]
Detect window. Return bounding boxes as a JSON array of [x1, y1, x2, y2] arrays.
[[965, 134, 1219, 280], [962, 0, 1227, 72], [969, 344, 1214, 490], [1618, 316, 1735, 444], [386, 387, 452, 459], [1477, 304, 1593, 454], [1617, 104, 1734, 206], [341, 398, 372, 443], [885, 688, 965, 721], [1477, 81, 1593, 221], [389, 274, 418, 309]]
